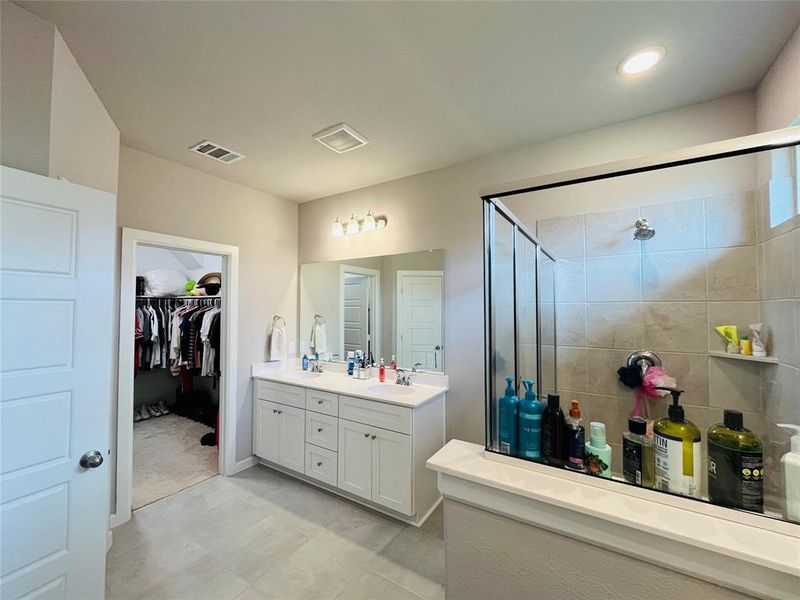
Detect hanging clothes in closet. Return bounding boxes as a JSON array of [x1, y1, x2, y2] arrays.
[[135, 296, 222, 378]]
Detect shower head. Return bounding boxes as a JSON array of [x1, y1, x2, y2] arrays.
[[634, 218, 655, 240]]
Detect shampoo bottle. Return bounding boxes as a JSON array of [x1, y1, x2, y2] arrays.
[[778, 424, 800, 522], [623, 417, 654, 488], [347, 351, 355, 376], [653, 388, 701, 498], [708, 410, 763, 512], [541, 394, 566, 467], [302, 353, 309, 371], [498, 377, 519, 456], [390, 355, 397, 370], [517, 379, 544, 461], [585, 422, 612, 478], [565, 400, 586, 471]]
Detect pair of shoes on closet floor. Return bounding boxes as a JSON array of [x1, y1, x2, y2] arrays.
[[135, 404, 151, 422], [133, 401, 170, 423]]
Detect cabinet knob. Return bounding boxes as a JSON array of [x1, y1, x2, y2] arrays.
[[272, 409, 277, 413], [317, 461, 323, 467], [317, 427, 323, 433], [371, 434, 377, 440], [317, 400, 323, 404], [364, 432, 370, 438]]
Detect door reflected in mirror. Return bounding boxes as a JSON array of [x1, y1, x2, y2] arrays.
[[300, 250, 445, 373]]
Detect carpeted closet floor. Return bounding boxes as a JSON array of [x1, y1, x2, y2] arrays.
[[133, 413, 218, 509]]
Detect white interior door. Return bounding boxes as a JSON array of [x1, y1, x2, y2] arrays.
[[0, 166, 116, 600], [398, 272, 443, 371], [343, 273, 370, 356]]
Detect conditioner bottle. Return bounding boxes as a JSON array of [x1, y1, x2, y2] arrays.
[[541, 394, 566, 467], [585, 422, 612, 478], [498, 377, 519, 456], [778, 424, 800, 522], [517, 379, 544, 461], [623, 417, 654, 488], [653, 388, 701, 498], [708, 410, 763, 512]]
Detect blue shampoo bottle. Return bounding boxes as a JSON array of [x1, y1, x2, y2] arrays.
[[498, 376, 519, 456], [518, 379, 545, 460]]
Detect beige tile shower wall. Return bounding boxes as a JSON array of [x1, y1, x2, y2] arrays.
[[537, 191, 765, 489]]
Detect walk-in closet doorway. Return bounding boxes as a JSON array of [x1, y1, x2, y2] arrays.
[[112, 228, 239, 528]]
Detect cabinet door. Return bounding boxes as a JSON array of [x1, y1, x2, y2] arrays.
[[338, 419, 373, 501], [279, 404, 306, 473], [255, 400, 281, 463], [372, 428, 412, 515]]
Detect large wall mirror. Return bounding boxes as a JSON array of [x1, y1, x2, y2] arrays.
[[300, 250, 445, 373]]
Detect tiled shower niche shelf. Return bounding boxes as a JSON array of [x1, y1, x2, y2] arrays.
[[708, 351, 779, 364]]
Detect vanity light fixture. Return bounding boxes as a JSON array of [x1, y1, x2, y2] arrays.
[[345, 214, 360, 236], [331, 210, 388, 237], [618, 47, 665, 76], [331, 217, 344, 238], [361, 210, 377, 233]]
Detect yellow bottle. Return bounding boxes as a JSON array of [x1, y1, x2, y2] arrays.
[[653, 388, 701, 499]]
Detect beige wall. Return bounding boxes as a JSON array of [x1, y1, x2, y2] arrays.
[[299, 92, 756, 444], [49, 31, 119, 194], [756, 24, 800, 132], [0, 2, 55, 176], [0, 3, 119, 193], [117, 146, 299, 461], [444, 499, 758, 600]]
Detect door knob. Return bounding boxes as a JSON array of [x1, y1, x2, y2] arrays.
[[317, 427, 323, 432], [371, 435, 377, 440], [364, 432, 370, 438], [435, 345, 442, 350], [80, 450, 104, 469], [317, 461, 323, 467]]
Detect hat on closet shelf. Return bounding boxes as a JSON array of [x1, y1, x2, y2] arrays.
[[195, 272, 222, 296]]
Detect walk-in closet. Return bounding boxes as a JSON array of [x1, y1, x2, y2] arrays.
[[132, 246, 223, 509]]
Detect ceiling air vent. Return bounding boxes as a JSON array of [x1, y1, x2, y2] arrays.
[[189, 140, 245, 164], [312, 123, 368, 153]]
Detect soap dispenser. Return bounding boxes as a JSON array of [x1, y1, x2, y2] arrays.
[[777, 424, 800, 522], [517, 379, 544, 461], [653, 388, 701, 498], [498, 376, 519, 456], [707, 410, 763, 512]]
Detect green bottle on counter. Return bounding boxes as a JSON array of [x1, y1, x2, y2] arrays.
[[708, 410, 763, 513]]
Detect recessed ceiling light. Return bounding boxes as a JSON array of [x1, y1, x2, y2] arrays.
[[618, 47, 665, 76]]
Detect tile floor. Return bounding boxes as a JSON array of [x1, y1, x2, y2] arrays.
[[107, 465, 445, 600]]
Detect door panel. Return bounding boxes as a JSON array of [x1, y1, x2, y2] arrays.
[[255, 400, 280, 463], [371, 428, 412, 515], [399, 274, 443, 371], [343, 273, 370, 356], [279, 405, 306, 473], [0, 166, 115, 600], [337, 419, 372, 501]]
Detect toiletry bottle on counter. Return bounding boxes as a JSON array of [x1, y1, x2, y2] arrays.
[[653, 388, 701, 498], [708, 410, 763, 512], [585, 422, 612, 478], [541, 394, 566, 467], [565, 400, 585, 472], [347, 352, 355, 376], [778, 424, 800, 522], [379, 358, 386, 382], [302, 353, 309, 371], [390, 355, 397, 370], [518, 379, 544, 461], [498, 377, 519, 456], [623, 417, 654, 488]]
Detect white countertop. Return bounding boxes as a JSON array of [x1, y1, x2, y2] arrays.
[[252, 366, 448, 409], [427, 440, 800, 600]]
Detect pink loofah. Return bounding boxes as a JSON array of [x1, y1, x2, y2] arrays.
[[641, 366, 676, 398]]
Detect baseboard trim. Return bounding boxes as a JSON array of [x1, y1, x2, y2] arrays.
[[228, 455, 258, 476]]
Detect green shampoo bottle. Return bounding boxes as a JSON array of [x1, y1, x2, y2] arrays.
[[708, 410, 763, 513], [498, 376, 519, 456], [653, 388, 701, 498]]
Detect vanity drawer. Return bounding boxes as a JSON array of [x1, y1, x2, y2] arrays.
[[339, 395, 411, 435], [305, 411, 338, 451], [305, 443, 337, 487], [306, 389, 338, 416], [256, 380, 305, 409]]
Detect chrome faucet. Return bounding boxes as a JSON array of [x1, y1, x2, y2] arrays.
[[412, 362, 423, 373], [395, 369, 413, 386], [310, 360, 323, 373], [328, 353, 340, 362]]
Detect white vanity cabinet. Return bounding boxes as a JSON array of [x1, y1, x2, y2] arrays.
[[252, 373, 445, 526]]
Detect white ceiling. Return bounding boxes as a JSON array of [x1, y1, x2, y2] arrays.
[[20, 1, 800, 202]]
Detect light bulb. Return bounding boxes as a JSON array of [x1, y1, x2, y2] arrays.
[[619, 47, 665, 75], [345, 214, 360, 235], [331, 217, 344, 237], [361, 210, 376, 232]]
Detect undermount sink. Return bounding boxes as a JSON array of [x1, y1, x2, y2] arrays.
[[367, 384, 414, 395], [282, 370, 323, 380]]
